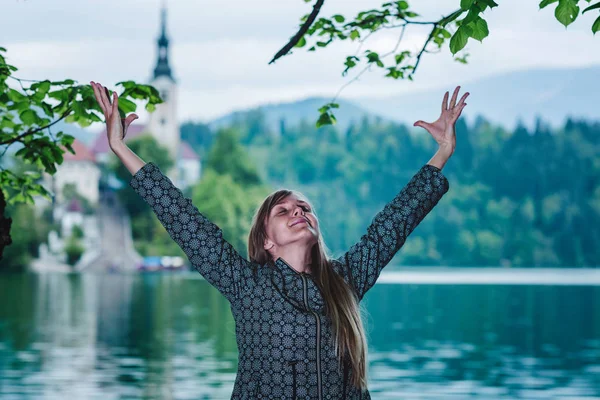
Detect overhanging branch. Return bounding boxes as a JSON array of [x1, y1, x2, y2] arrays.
[[268, 0, 325, 65]]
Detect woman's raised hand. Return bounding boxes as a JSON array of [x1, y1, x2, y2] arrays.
[[90, 81, 138, 147], [413, 86, 469, 150]]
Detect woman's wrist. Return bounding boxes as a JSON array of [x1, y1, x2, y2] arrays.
[[427, 145, 454, 170], [109, 140, 127, 153], [439, 142, 455, 157]]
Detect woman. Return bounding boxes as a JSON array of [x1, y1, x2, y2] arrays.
[[90, 81, 468, 399]]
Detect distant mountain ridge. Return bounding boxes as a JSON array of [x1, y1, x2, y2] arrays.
[[76, 64, 599, 146], [356, 64, 600, 131], [207, 97, 384, 134], [203, 65, 599, 134]]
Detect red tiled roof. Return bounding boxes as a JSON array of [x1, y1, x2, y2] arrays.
[[181, 141, 199, 160], [61, 138, 96, 162], [90, 124, 148, 155], [66, 197, 83, 213]]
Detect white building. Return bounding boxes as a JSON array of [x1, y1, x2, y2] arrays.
[[42, 138, 101, 206]]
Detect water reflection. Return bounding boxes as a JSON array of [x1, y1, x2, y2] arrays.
[[0, 271, 598, 399]]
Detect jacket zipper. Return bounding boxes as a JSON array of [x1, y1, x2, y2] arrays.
[[290, 360, 298, 399], [301, 273, 322, 400]]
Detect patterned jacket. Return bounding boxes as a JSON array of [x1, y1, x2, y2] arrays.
[[129, 162, 449, 399]]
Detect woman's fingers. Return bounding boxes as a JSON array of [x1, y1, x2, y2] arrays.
[[103, 85, 112, 106], [456, 91, 469, 107], [449, 86, 460, 108], [441, 91, 449, 112], [90, 82, 107, 115], [96, 83, 112, 115], [112, 91, 119, 115], [451, 101, 467, 122]]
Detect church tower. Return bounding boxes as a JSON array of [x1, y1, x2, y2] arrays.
[[147, 2, 180, 183]]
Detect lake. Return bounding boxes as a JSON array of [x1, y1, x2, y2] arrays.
[[0, 268, 599, 399]]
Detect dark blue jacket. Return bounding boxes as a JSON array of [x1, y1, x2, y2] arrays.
[[129, 162, 449, 399]]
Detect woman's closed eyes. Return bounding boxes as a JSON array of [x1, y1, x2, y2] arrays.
[[278, 206, 310, 214]]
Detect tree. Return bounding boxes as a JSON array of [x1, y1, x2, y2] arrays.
[[205, 127, 263, 187], [64, 234, 85, 266], [270, 0, 600, 127], [0, 47, 163, 261], [191, 127, 271, 258]]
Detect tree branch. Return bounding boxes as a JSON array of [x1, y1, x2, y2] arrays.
[[0, 108, 72, 146], [268, 0, 325, 65]]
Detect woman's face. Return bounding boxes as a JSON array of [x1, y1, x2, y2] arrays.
[[264, 193, 319, 252]]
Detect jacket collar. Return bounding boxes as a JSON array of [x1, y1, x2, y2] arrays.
[[274, 257, 312, 277], [270, 257, 324, 314]]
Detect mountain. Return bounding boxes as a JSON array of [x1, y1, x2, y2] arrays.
[[355, 65, 600, 131], [207, 97, 388, 134], [76, 65, 600, 150]]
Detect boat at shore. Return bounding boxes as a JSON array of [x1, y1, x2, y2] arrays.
[[136, 256, 187, 272]]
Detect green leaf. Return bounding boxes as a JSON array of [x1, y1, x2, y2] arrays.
[[468, 17, 489, 42], [31, 80, 51, 102], [449, 26, 469, 54], [7, 88, 26, 103], [555, 0, 579, 27], [52, 79, 75, 85], [40, 102, 54, 118], [350, 29, 360, 40], [19, 109, 37, 125], [117, 97, 136, 114], [333, 14, 345, 23], [539, 0, 558, 8], [582, 1, 600, 14], [480, 0, 499, 8], [398, 1, 409, 10], [460, 0, 475, 10], [462, 9, 480, 25], [316, 112, 332, 128], [440, 10, 465, 27], [593, 15, 600, 33], [366, 51, 381, 63], [295, 36, 307, 48]]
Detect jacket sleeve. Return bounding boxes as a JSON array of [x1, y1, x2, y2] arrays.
[[335, 163, 449, 301], [129, 161, 253, 303]]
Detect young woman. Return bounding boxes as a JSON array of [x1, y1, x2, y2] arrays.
[[90, 81, 468, 399]]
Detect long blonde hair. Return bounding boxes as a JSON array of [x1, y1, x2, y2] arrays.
[[247, 189, 369, 390]]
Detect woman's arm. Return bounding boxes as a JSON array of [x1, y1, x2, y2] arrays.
[[110, 141, 146, 176], [126, 156, 255, 304], [336, 147, 451, 302], [90, 81, 253, 304]]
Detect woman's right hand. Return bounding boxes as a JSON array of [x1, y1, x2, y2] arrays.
[[90, 81, 138, 147]]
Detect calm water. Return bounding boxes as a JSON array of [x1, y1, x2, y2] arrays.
[[0, 270, 599, 399]]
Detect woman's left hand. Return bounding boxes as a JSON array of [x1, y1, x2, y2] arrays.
[[413, 86, 469, 150]]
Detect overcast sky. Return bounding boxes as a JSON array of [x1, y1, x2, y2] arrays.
[[2, 0, 599, 126]]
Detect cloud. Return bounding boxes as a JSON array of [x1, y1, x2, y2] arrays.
[[2, 0, 600, 127]]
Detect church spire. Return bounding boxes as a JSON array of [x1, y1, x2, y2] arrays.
[[153, 0, 175, 82]]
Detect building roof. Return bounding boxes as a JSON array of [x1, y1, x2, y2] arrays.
[[180, 141, 199, 160], [66, 197, 83, 213], [61, 138, 96, 162], [91, 123, 200, 161], [90, 124, 147, 155]]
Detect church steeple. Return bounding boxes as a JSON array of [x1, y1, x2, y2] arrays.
[[153, 1, 175, 82]]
